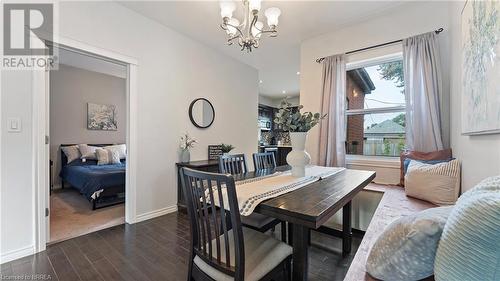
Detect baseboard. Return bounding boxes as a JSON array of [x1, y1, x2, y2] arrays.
[[135, 205, 178, 223], [1, 245, 35, 264]]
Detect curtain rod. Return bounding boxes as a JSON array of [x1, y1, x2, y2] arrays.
[[315, 28, 444, 63]]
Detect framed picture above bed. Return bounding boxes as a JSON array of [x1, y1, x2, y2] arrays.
[[87, 103, 117, 131]]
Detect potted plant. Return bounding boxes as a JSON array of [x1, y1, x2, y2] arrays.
[[179, 133, 197, 163], [274, 98, 326, 177], [220, 143, 235, 156]]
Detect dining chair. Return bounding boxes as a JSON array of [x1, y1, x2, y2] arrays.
[[219, 154, 249, 175], [252, 152, 277, 171], [219, 154, 287, 241], [180, 167, 292, 281]]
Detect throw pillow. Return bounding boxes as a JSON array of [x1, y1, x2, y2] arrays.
[[104, 144, 126, 159], [366, 206, 454, 281], [399, 149, 452, 186], [61, 145, 81, 163], [78, 144, 99, 160], [405, 159, 461, 206], [403, 158, 454, 175], [434, 176, 500, 281], [96, 148, 121, 165]]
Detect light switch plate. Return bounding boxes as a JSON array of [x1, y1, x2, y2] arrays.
[[8, 118, 21, 132]]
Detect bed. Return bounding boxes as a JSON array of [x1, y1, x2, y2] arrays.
[[59, 144, 126, 210]]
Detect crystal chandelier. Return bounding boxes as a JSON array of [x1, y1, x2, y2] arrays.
[[219, 0, 281, 52]]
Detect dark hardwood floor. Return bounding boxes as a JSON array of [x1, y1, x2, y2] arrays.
[[0, 212, 362, 281]]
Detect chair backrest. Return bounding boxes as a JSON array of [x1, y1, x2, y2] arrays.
[[252, 152, 277, 171], [219, 154, 248, 175], [180, 167, 245, 280]]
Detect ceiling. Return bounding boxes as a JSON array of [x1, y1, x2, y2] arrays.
[[120, 1, 406, 98]]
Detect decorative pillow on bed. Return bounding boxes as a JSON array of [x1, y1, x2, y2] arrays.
[[366, 206, 454, 281], [78, 144, 99, 160], [61, 145, 81, 163], [405, 159, 460, 206], [96, 148, 121, 165], [104, 144, 126, 159]]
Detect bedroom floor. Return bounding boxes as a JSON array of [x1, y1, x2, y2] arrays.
[[50, 188, 125, 243]]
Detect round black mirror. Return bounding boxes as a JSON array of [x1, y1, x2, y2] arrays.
[[189, 98, 215, 129]]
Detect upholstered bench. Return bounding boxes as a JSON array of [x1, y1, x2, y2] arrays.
[[345, 184, 437, 281]]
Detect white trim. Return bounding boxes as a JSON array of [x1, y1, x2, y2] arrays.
[[33, 35, 139, 254], [33, 65, 48, 255], [346, 106, 405, 115], [346, 51, 403, 70], [135, 206, 178, 223], [1, 245, 35, 264], [346, 155, 400, 169], [125, 64, 138, 224]]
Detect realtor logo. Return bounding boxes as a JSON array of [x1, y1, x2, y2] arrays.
[[3, 3, 53, 56]]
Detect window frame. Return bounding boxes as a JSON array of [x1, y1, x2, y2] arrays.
[[345, 52, 406, 159]]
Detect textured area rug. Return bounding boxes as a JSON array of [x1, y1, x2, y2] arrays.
[[50, 188, 125, 243]]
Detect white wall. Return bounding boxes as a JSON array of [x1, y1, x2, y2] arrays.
[[448, 1, 500, 191], [300, 1, 452, 184], [1, 2, 258, 262], [50, 64, 126, 186]]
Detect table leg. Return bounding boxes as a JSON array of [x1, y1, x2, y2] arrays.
[[292, 223, 310, 281], [342, 201, 352, 255]]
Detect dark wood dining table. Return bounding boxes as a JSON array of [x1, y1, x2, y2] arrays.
[[233, 166, 376, 281]]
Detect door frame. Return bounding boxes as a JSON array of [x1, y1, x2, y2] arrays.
[[33, 35, 139, 253]]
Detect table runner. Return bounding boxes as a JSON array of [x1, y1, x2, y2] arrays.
[[211, 165, 345, 216]]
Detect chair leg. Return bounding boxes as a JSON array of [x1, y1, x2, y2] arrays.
[[285, 258, 292, 281], [281, 221, 287, 242]]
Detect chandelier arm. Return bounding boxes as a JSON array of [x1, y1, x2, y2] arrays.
[[222, 22, 246, 38], [259, 29, 278, 37]]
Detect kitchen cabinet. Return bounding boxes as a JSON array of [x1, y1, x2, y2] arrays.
[[259, 146, 292, 166]]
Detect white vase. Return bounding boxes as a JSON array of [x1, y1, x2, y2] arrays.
[[180, 149, 190, 163], [286, 132, 311, 177]]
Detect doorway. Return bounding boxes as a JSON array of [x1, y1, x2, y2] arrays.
[[33, 38, 138, 252], [48, 47, 128, 243]]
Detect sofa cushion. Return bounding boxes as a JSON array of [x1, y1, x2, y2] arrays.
[[366, 206, 453, 281], [399, 149, 452, 186], [434, 176, 500, 281], [405, 159, 461, 206]]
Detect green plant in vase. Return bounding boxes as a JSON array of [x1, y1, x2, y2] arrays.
[[274, 98, 327, 177], [221, 143, 235, 156]]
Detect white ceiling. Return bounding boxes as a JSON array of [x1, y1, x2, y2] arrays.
[[120, 1, 406, 98]]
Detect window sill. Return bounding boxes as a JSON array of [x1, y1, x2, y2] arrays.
[[346, 155, 400, 169]]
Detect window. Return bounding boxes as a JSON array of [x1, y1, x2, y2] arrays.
[[346, 57, 405, 157]]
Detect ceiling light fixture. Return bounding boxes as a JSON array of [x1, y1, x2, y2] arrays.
[[219, 0, 281, 52], [296, 71, 300, 75]]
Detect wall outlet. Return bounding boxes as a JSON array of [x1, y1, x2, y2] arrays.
[[7, 118, 21, 132]]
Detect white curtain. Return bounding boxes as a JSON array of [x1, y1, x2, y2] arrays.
[[403, 32, 444, 152], [318, 55, 346, 167]]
